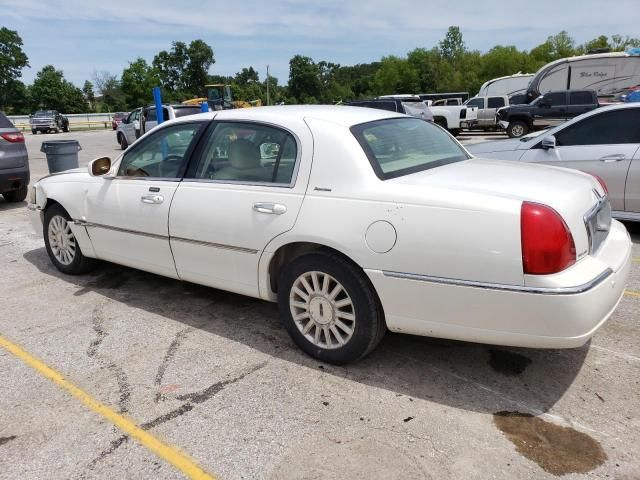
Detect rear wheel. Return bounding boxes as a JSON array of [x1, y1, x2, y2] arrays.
[[118, 133, 128, 150], [62, 124, 69, 133], [31, 129, 37, 135], [44, 204, 97, 274], [450, 128, 461, 137], [2, 185, 28, 202], [278, 252, 386, 364], [507, 120, 529, 138]]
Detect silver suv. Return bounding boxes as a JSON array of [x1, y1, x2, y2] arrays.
[[0, 112, 29, 203]]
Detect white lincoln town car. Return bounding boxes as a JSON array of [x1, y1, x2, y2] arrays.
[[28, 106, 632, 364]]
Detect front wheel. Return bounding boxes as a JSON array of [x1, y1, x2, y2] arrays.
[[44, 204, 97, 274], [507, 120, 529, 138], [118, 133, 128, 150], [62, 124, 69, 133], [278, 252, 386, 364]]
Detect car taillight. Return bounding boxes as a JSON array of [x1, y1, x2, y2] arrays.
[[521, 202, 576, 275], [591, 174, 608, 195], [0, 132, 25, 143]]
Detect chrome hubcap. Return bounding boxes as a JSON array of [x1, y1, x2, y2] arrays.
[[512, 124, 524, 136], [48, 215, 76, 265], [289, 271, 355, 349]]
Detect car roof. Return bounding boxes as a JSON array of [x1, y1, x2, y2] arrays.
[[170, 105, 405, 128]]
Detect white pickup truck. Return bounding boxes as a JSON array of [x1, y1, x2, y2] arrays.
[[459, 95, 510, 131]]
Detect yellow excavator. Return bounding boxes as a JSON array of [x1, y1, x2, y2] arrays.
[[182, 84, 262, 110]]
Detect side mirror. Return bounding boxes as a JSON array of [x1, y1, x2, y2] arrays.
[[541, 135, 556, 150], [88, 157, 112, 177]]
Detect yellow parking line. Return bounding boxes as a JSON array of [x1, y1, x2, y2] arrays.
[[626, 290, 640, 298], [0, 335, 216, 480]]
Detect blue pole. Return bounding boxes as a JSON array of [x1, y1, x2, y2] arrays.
[[152, 87, 164, 124]]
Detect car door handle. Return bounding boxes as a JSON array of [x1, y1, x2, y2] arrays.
[[253, 202, 287, 215], [599, 154, 626, 162], [141, 194, 164, 204]]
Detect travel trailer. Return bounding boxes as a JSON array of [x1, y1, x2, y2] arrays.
[[477, 73, 534, 98], [526, 51, 640, 101]]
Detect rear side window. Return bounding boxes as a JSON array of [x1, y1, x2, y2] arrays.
[[569, 91, 593, 105], [190, 122, 298, 185], [146, 109, 157, 122], [351, 117, 469, 180], [174, 107, 202, 118], [0, 113, 15, 128], [546, 92, 567, 106], [488, 97, 506, 108], [555, 109, 640, 146]]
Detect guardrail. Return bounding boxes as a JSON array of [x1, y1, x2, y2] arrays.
[[12, 120, 114, 132], [8, 113, 120, 132]]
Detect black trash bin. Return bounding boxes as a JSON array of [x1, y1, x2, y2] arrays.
[[41, 140, 82, 173]]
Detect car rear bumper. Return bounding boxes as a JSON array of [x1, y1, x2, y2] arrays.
[[365, 220, 632, 349], [0, 167, 30, 193]]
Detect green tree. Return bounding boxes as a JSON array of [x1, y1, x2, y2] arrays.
[[288, 55, 322, 102], [92, 70, 126, 112], [579, 35, 611, 54], [611, 34, 640, 51], [0, 27, 30, 111], [530, 31, 576, 63], [29, 65, 86, 112], [82, 80, 95, 112], [121, 58, 160, 108], [372, 56, 418, 95], [153, 39, 214, 98], [439, 26, 465, 62]]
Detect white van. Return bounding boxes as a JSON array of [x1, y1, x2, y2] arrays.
[[526, 51, 640, 102]]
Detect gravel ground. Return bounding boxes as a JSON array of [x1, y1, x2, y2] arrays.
[[0, 128, 639, 480]]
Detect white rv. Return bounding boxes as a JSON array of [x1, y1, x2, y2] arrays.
[[477, 73, 534, 97], [526, 51, 640, 101]]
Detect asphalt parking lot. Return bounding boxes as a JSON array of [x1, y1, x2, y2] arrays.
[[1, 129, 639, 480]]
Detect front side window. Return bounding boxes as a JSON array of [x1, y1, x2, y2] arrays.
[[190, 122, 298, 184], [555, 109, 640, 146], [546, 92, 566, 106], [352, 118, 470, 180], [117, 123, 203, 178]]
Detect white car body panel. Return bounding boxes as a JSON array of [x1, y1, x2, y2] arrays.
[[30, 105, 632, 350]]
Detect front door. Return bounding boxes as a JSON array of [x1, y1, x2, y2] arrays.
[[84, 121, 206, 277], [169, 120, 312, 297], [521, 108, 640, 211]]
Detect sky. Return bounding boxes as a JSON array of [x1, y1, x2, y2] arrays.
[[2, 0, 638, 88]]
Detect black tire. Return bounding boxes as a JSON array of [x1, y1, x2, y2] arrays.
[[2, 185, 28, 202], [450, 128, 461, 137], [31, 129, 37, 135], [63, 124, 69, 133], [507, 120, 529, 138], [434, 117, 447, 130], [44, 204, 97, 275], [277, 251, 386, 364], [118, 133, 128, 150]]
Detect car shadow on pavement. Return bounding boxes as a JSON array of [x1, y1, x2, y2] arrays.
[[0, 199, 27, 211], [23, 247, 588, 417]]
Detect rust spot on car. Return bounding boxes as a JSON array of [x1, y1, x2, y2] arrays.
[[494, 411, 606, 476], [488, 348, 532, 376]]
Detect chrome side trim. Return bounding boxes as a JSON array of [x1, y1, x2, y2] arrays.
[[381, 268, 613, 295], [171, 236, 258, 254], [77, 220, 257, 254], [84, 222, 168, 241], [612, 210, 640, 222]]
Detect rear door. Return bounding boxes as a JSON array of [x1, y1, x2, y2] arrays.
[[520, 108, 640, 211], [169, 119, 312, 297], [0, 114, 27, 170], [568, 91, 595, 117]]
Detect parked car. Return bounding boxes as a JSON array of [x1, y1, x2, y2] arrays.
[[28, 105, 631, 364], [460, 95, 510, 130], [111, 112, 128, 130], [29, 110, 69, 134], [468, 103, 640, 221], [116, 104, 202, 149], [496, 89, 599, 138], [344, 98, 434, 122], [0, 112, 29, 203]]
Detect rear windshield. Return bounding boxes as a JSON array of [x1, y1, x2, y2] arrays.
[[351, 118, 469, 180], [174, 106, 202, 118], [0, 112, 15, 128]]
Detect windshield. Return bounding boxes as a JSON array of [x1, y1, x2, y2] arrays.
[[351, 118, 470, 180], [34, 110, 54, 116]]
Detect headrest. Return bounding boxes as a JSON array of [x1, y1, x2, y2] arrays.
[[228, 139, 261, 170]]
